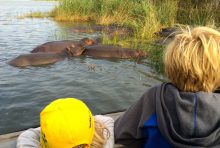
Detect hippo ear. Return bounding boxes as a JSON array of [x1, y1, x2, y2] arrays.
[[68, 46, 86, 56]]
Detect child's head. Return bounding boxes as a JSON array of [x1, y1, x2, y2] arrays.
[[40, 98, 94, 148], [164, 26, 220, 92], [40, 98, 109, 148]]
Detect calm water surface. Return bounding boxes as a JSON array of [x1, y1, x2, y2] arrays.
[[0, 0, 164, 134]]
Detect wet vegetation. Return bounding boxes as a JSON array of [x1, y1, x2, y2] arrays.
[[25, 0, 220, 73]]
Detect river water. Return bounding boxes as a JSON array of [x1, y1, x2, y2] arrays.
[[0, 0, 164, 134]]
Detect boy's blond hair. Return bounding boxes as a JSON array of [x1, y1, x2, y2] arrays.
[[164, 26, 220, 92]]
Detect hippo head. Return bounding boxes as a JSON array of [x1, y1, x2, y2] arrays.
[[80, 38, 96, 46], [65, 45, 86, 57], [135, 50, 148, 58], [139, 50, 148, 58]]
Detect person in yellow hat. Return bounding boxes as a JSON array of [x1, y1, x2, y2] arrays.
[[17, 98, 114, 148]]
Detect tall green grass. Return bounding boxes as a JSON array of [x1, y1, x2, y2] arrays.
[[51, 0, 178, 42], [51, 0, 220, 32], [176, 0, 220, 26]]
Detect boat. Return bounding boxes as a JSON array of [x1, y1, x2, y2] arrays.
[[0, 111, 124, 148]]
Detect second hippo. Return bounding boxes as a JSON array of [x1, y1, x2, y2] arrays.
[[83, 45, 148, 59]]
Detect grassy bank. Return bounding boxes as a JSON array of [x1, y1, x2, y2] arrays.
[[51, 0, 178, 41], [51, 0, 220, 37]]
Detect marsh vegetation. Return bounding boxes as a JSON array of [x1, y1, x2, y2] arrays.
[[25, 0, 220, 72]]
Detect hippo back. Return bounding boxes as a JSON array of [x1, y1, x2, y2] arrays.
[[8, 53, 65, 67], [31, 40, 77, 53], [84, 45, 147, 59]]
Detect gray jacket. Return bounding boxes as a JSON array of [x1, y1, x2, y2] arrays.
[[115, 82, 220, 147]]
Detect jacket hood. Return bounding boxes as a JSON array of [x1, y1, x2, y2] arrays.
[[156, 83, 220, 148]]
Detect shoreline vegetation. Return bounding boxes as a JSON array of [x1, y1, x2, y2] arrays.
[[23, 0, 220, 73]]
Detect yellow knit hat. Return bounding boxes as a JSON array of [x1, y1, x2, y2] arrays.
[[40, 98, 94, 148]]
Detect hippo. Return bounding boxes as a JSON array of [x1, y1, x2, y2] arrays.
[[8, 46, 85, 67], [154, 27, 181, 38], [154, 27, 182, 45], [30, 38, 95, 54], [83, 45, 148, 59]]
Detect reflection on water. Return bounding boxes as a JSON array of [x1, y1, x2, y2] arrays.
[[0, 0, 164, 134]]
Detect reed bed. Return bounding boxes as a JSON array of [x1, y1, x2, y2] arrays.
[[51, 0, 220, 37], [51, 0, 178, 41]]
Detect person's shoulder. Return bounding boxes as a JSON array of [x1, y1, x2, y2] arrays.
[[17, 127, 40, 148], [18, 127, 40, 138], [154, 82, 171, 88], [142, 82, 165, 94]]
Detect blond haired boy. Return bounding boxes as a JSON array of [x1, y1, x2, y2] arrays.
[[114, 26, 220, 148]]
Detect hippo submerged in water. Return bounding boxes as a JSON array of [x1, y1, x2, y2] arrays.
[[83, 45, 148, 59], [30, 38, 95, 54], [31, 40, 148, 59], [8, 46, 84, 67]]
